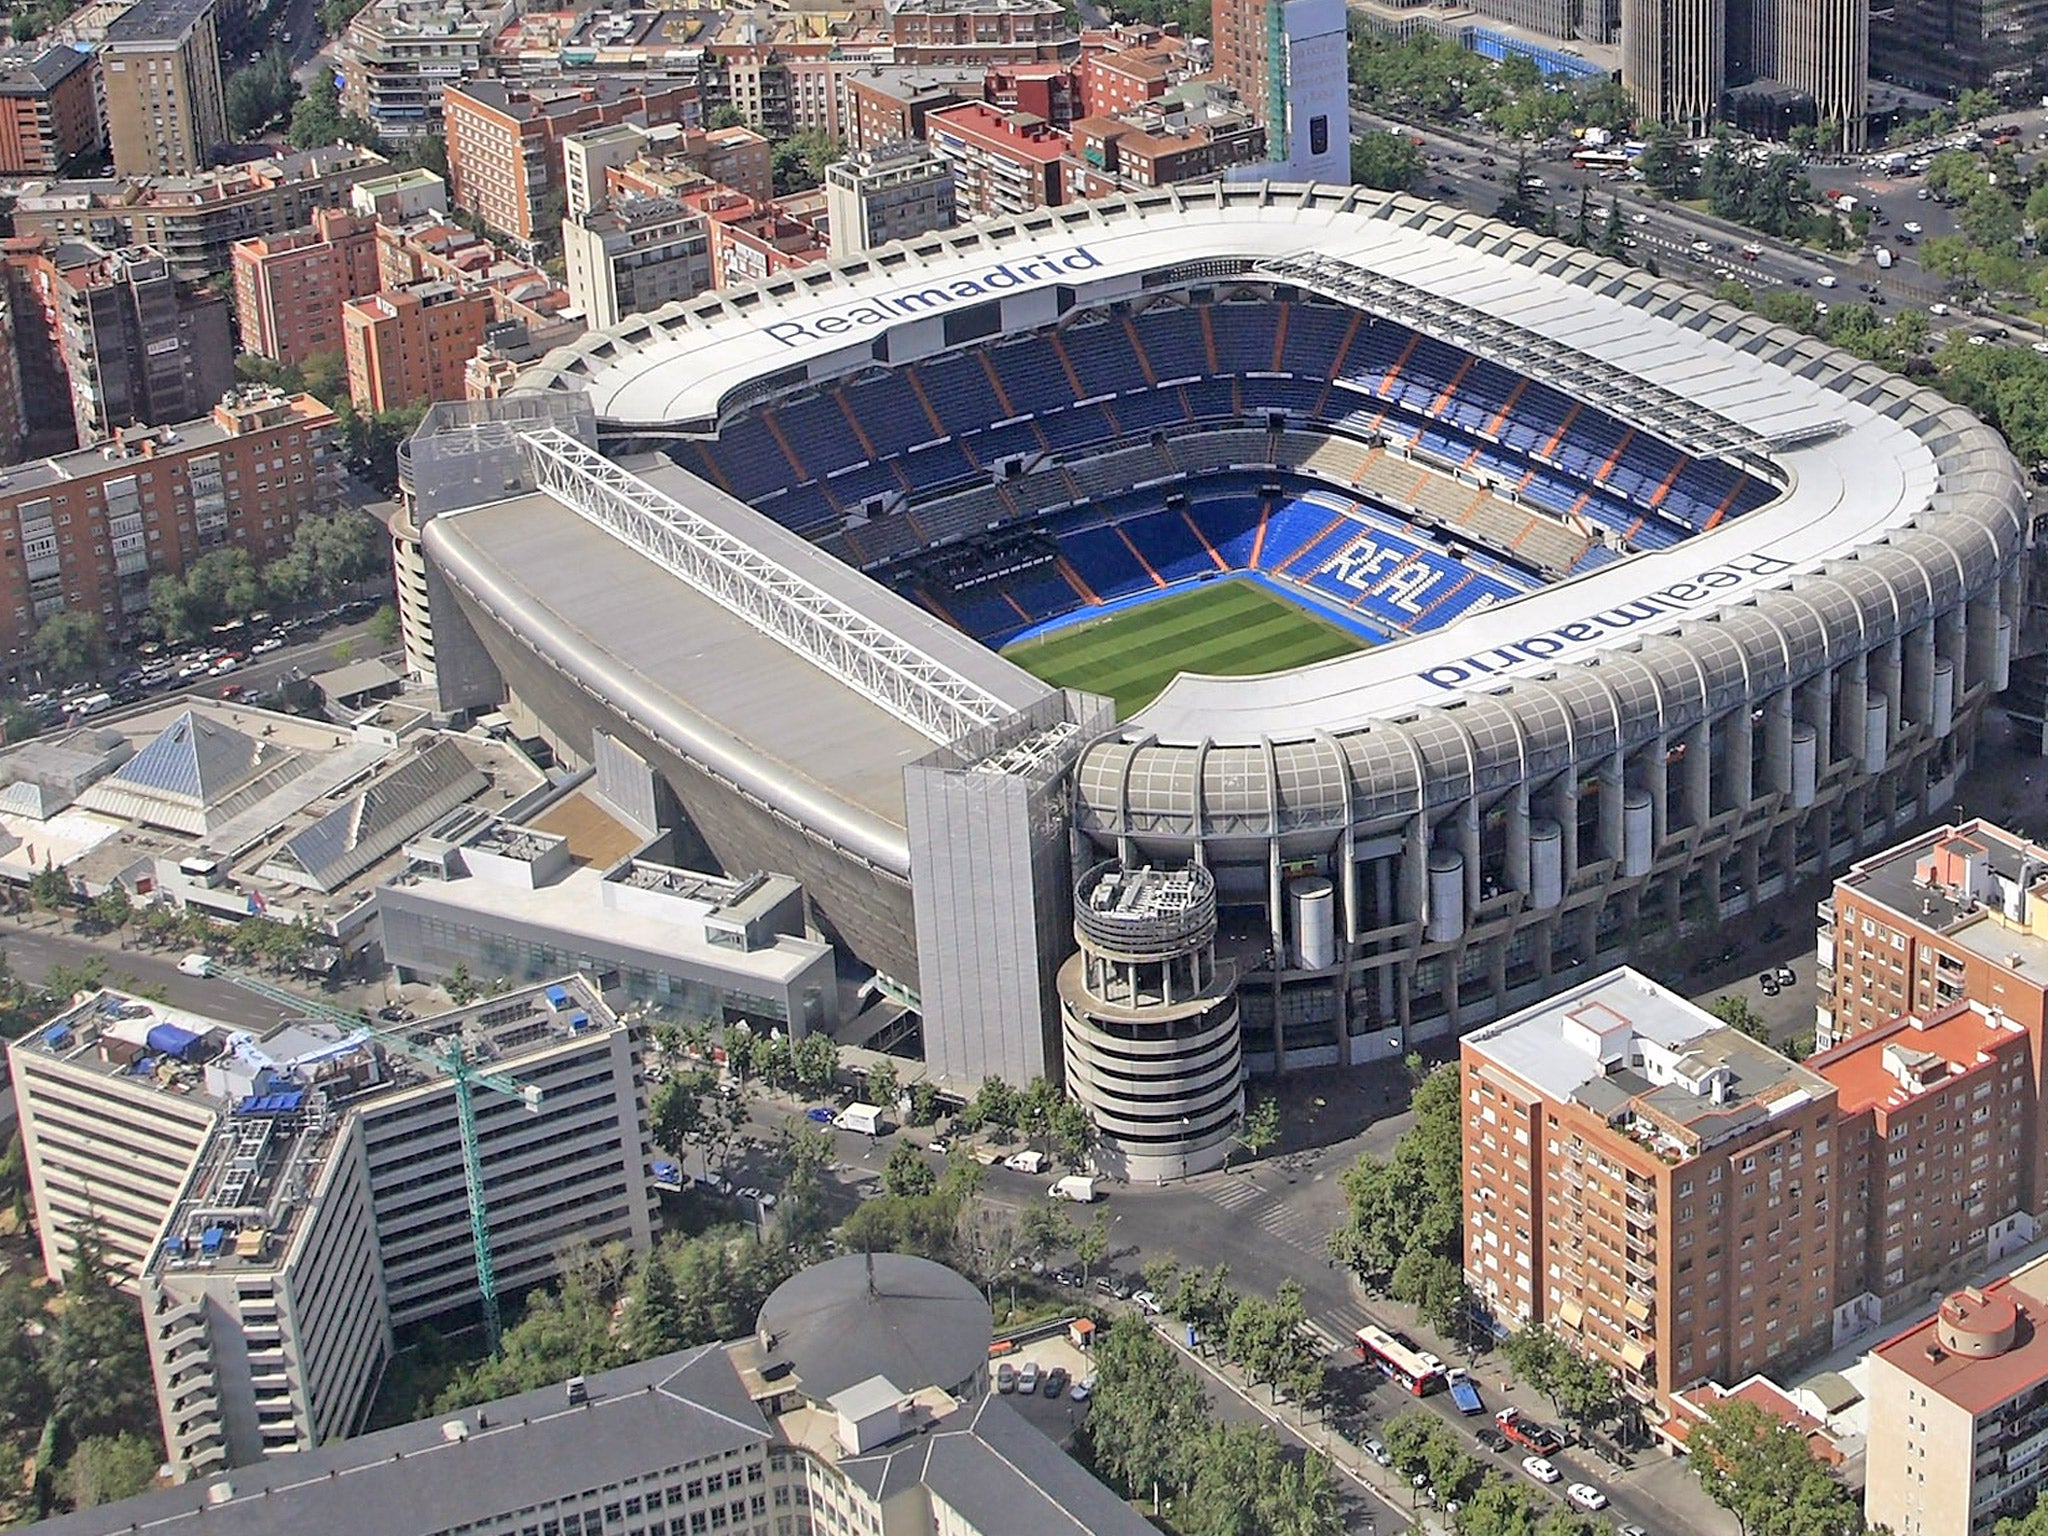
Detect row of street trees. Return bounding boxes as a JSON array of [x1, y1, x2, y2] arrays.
[[25, 508, 388, 684], [1082, 1314, 1343, 1536], [1380, 1410, 1607, 1536], [1328, 1062, 1472, 1340]]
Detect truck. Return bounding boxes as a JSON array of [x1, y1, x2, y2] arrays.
[[1048, 1174, 1099, 1202], [1495, 1407, 1561, 1454], [1003, 1149, 1047, 1174], [1446, 1368, 1485, 1415], [836, 1102, 885, 1136]]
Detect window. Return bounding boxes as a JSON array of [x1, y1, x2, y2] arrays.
[[1309, 115, 1328, 156]]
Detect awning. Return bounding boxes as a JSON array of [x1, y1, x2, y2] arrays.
[[1620, 1338, 1651, 1370], [1625, 1296, 1652, 1323], [1557, 1299, 1584, 1328]]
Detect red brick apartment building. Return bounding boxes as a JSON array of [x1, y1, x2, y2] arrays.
[[231, 209, 381, 367], [1811, 1000, 2040, 1335], [341, 283, 491, 414], [0, 388, 338, 651], [443, 78, 698, 245], [0, 47, 100, 175], [923, 100, 1068, 216], [1462, 969, 1841, 1409]]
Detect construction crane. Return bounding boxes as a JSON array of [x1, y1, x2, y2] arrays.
[[221, 969, 542, 1353]]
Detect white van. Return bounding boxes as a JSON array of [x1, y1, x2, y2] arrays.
[[1003, 1149, 1047, 1174], [1048, 1175, 1099, 1203], [836, 1103, 883, 1136]]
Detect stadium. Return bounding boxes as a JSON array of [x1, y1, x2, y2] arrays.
[[399, 181, 2028, 1178]]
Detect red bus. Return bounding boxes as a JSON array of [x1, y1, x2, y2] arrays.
[[1355, 1326, 1444, 1396]]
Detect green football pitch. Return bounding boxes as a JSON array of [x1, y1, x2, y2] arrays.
[[1000, 579, 1372, 716]]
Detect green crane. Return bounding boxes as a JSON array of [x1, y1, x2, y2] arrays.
[[221, 969, 542, 1353]]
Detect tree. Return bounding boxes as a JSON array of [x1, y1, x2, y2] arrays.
[[1500, 1325, 1570, 1409], [1016, 1200, 1073, 1265], [1689, 1397, 1865, 1536], [882, 1140, 937, 1197], [33, 608, 109, 685], [650, 1072, 708, 1159], [287, 71, 379, 149], [1452, 1473, 1553, 1535], [1709, 993, 1770, 1042], [1180, 1421, 1343, 1536], [87, 885, 132, 934], [864, 1057, 898, 1111], [1391, 1248, 1470, 1340], [707, 104, 747, 130], [1635, 122, 1692, 198], [1074, 1208, 1111, 1284], [64, 1432, 161, 1509], [1083, 1315, 1212, 1503], [770, 131, 841, 196], [1235, 1093, 1281, 1166], [1598, 197, 1627, 260], [790, 1033, 838, 1096], [368, 603, 401, 647], [29, 863, 74, 913], [47, 1221, 154, 1440], [225, 51, 297, 137], [1050, 1097, 1095, 1168], [968, 1075, 1019, 1135], [444, 963, 479, 1005], [906, 1080, 942, 1126], [1997, 1493, 2048, 1536], [628, 1252, 687, 1356], [1351, 130, 1426, 192]]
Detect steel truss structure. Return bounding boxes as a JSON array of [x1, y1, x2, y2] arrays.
[[519, 427, 1010, 743]]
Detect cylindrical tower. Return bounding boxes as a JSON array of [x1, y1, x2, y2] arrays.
[[1058, 862, 1242, 1183]]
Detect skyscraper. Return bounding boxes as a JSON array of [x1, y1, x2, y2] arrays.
[[1211, 0, 1349, 184]]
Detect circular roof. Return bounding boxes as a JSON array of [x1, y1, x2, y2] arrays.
[[755, 1253, 991, 1403]]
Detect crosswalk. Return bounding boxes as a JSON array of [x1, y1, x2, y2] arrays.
[[1198, 1174, 1334, 1257]]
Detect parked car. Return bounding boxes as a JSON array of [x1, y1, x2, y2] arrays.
[[1132, 1290, 1161, 1315], [1044, 1367, 1069, 1398], [997, 1364, 1017, 1394], [805, 1106, 835, 1124], [1523, 1457, 1561, 1484], [1775, 964, 1794, 985], [376, 1005, 414, 1023], [1475, 1427, 1510, 1453], [177, 953, 217, 977], [1069, 1380, 1091, 1402], [1017, 1363, 1041, 1394], [1566, 1484, 1608, 1511], [251, 637, 285, 655], [1364, 1439, 1392, 1467]]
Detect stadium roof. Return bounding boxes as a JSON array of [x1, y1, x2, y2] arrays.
[[517, 183, 2001, 737]]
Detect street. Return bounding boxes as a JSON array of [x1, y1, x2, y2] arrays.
[[1352, 104, 2048, 349], [0, 921, 306, 1031]]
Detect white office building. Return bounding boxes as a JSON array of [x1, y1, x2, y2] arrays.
[[12, 977, 655, 1480]]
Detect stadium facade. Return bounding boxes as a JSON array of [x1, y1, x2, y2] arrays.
[[399, 183, 2028, 1167]]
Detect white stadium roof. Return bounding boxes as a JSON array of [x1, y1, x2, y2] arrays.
[[520, 182, 1997, 755]]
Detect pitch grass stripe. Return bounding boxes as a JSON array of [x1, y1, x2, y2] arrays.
[[1004, 580, 1368, 714], [1073, 607, 1328, 696]]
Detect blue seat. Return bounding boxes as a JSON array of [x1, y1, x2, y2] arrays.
[[1064, 322, 1149, 398]]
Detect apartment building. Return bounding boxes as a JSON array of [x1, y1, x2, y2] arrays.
[[1068, 96, 1265, 191], [39, 1254, 1156, 1536], [11, 145, 393, 280], [339, 0, 517, 140], [0, 47, 102, 175], [568, 120, 774, 217], [346, 165, 446, 223], [0, 387, 339, 651], [923, 100, 1069, 217], [881, 0, 1075, 65], [98, 0, 228, 177], [1812, 1000, 2040, 1341], [985, 61, 1081, 124], [562, 194, 711, 328], [843, 66, 985, 152], [231, 209, 382, 366], [342, 282, 492, 413], [24, 241, 235, 446], [1865, 1257, 2048, 1535], [12, 976, 655, 1481], [1820, 821, 2048, 1048], [823, 141, 957, 256], [1462, 968, 1840, 1408], [1080, 41, 1176, 117], [442, 78, 698, 246]]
